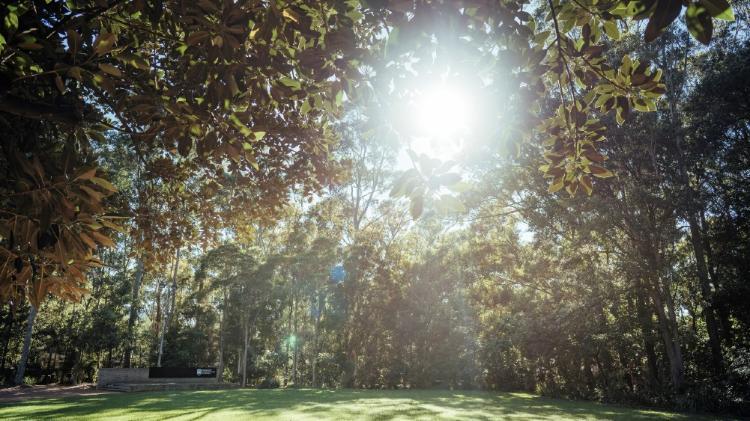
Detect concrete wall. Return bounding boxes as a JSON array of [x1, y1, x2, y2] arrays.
[[97, 368, 218, 386]]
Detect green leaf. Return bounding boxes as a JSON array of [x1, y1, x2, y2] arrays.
[[300, 100, 312, 115], [4, 11, 18, 31], [335, 90, 344, 107], [603, 21, 620, 40], [230, 113, 252, 137], [280, 77, 302, 90]]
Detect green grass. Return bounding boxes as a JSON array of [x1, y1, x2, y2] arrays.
[[0, 388, 722, 420]]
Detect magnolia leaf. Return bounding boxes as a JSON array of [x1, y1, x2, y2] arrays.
[[589, 165, 615, 178], [185, 31, 210, 46], [548, 177, 565, 193], [644, 0, 682, 42], [580, 175, 594, 196], [90, 176, 118, 192], [18, 42, 43, 50], [67, 66, 83, 81], [75, 168, 97, 181], [700, 0, 734, 20], [89, 230, 115, 247], [79, 185, 103, 201], [54, 74, 65, 93], [603, 20, 620, 40], [98, 63, 122, 77], [79, 233, 97, 249], [93, 32, 117, 56], [410, 194, 424, 219], [280, 77, 302, 90]]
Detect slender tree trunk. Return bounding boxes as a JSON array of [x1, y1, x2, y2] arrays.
[[650, 287, 684, 392], [14, 305, 37, 385], [312, 291, 322, 388], [312, 316, 319, 388], [169, 249, 180, 328], [156, 293, 168, 368], [236, 346, 242, 378], [283, 307, 290, 386], [123, 259, 145, 368], [636, 283, 660, 389], [686, 211, 724, 375], [217, 288, 226, 383], [292, 293, 298, 386], [241, 313, 249, 387], [154, 279, 163, 339], [157, 248, 181, 367]]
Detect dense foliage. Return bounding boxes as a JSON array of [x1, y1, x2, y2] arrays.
[[1, 0, 748, 417]]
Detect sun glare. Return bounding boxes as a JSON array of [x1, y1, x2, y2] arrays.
[[409, 83, 475, 159]]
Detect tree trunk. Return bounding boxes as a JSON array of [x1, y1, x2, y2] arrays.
[[700, 211, 733, 345], [650, 287, 684, 392], [635, 281, 661, 389], [236, 346, 242, 378], [217, 288, 226, 383], [312, 291, 323, 388], [154, 279, 163, 339], [157, 248, 181, 367], [241, 313, 249, 387], [292, 293, 298, 386], [14, 305, 37, 385], [686, 211, 724, 376], [123, 259, 145, 368]]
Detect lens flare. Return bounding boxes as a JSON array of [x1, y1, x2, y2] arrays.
[[410, 83, 474, 158]]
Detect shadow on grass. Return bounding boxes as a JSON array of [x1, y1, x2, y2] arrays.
[[0, 388, 719, 420]]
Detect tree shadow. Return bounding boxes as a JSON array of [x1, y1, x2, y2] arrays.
[[0, 389, 723, 420]]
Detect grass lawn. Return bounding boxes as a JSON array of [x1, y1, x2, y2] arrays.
[[0, 388, 722, 420]]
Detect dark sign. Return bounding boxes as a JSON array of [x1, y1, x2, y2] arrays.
[[149, 367, 217, 378]]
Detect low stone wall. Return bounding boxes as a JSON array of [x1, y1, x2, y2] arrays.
[[97, 368, 218, 387], [97, 368, 149, 386]]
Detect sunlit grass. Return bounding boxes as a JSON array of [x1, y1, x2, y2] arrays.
[[0, 389, 722, 420]]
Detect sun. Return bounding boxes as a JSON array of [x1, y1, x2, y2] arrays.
[[409, 83, 475, 158]]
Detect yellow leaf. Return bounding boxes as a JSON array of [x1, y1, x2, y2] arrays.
[[79, 185, 103, 201], [90, 176, 118, 192], [93, 32, 117, 56], [75, 168, 97, 181], [283, 9, 300, 23], [548, 177, 565, 193]]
